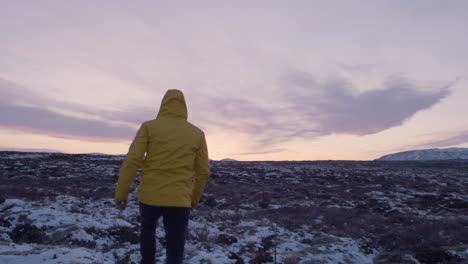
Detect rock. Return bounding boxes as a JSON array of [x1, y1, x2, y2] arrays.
[[413, 247, 462, 264], [216, 234, 238, 245], [300, 238, 314, 245], [0, 217, 11, 228], [108, 226, 139, 244], [48, 225, 80, 243], [9, 224, 45, 243], [258, 200, 269, 209], [228, 252, 244, 264], [204, 196, 217, 207], [250, 251, 273, 264], [446, 199, 468, 209], [261, 235, 276, 250], [0, 196, 5, 204], [373, 251, 419, 264]]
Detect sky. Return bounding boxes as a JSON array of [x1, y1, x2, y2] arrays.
[[1, 0, 468, 161]]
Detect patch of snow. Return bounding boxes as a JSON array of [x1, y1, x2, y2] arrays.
[[377, 147, 468, 161], [71, 230, 94, 242], [448, 248, 468, 259]]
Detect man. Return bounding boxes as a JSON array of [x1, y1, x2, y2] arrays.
[[115, 89, 210, 264]]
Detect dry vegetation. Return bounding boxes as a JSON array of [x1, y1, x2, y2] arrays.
[[1, 152, 467, 263]]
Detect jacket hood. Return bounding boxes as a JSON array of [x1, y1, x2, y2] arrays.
[[157, 89, 188, 120]]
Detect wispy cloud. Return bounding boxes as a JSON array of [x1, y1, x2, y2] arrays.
[[228, 148, 287, 156], [0, 74, 455, 150], [0, 103, 136, 142], [285, 72, 452, 136], [417, 130, 468, 148], [197, 72, 453, 150], [0, 79, 139, 142]]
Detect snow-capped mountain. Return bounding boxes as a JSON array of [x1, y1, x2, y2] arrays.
[[219, 158, 238, 162], [377, 147, 468, 161]]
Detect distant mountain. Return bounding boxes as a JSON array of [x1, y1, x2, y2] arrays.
[[85, 152, 124, 156], [219, 158, 238, 162], [377, 147, 468, 161], [0, 147, 62, 153]]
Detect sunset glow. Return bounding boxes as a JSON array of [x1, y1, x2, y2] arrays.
[[1, 1, 468, 160]]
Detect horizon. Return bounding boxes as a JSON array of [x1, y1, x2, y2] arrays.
[[1, 1, 468, 161], [1, 146, 468, 162]]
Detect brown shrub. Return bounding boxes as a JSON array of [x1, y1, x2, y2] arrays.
[[10, 223, 45, 243]]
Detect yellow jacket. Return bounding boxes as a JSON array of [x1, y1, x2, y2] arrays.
[[115, 90, 210, 207]]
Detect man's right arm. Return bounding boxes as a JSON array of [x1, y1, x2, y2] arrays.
[[115, 123, 148, 202], [192, 133, 210, 206]]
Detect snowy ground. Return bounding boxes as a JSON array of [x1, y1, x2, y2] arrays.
[[0, 152, 467, 264]]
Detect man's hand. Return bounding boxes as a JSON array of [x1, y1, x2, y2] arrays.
[[116, 200, 127, 211]]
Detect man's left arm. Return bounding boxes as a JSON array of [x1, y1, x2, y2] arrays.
[[115, 123, 149, 205]]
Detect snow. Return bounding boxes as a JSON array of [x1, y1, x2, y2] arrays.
[[1, 151, 467, 264], [0, 196, 381, 263], [377, 147, 468, 160], [2, 153, 50, 159], [0, 244, 113, 264], [449, 248, 468, 259], [71, 230, 94, 242]]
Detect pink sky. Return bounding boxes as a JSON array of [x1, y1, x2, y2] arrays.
[[1, 1, 468, 160]]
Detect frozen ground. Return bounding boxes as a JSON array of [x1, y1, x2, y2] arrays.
[[0, 152, 467, 264]]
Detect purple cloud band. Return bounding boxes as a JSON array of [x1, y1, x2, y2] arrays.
[[286, 73, 452, 136], [195, 72, 453, 148], [0, 74, 456, 150], [0, 78, 138, 142]]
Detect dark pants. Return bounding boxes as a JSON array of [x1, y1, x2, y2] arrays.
[[139, 202, 190, 264]]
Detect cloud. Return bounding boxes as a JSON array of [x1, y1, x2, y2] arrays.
[[1, 78, 156, 126], [0, 103, 136, 142], [196, 97, 275, 134], [228, 148, 287, 156], [0, 74, 454, 149], [285, 72, 452, 136], [0, 79, 138, 142], [418, 130, 468, 148], [197, 72, 453, 149]]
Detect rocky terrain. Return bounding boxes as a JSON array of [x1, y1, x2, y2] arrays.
[[0, 151, 467, 263]]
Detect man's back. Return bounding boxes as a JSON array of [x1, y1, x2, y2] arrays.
[[115, 89, 210, 207]]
